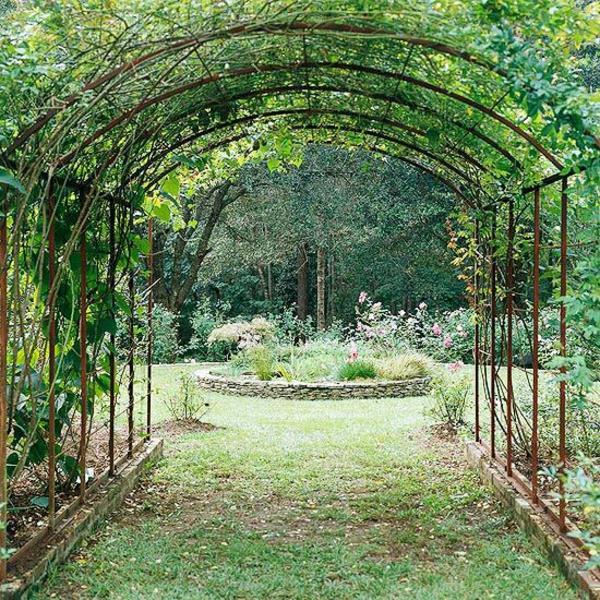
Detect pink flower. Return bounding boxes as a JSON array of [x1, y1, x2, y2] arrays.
[[358, 291, 368, 304], [448, 360, 465, 374], [443, 336, 453, 349], [419, 302, 427, 310], [432, 323, 442, 336], [349, 341, 359, 362]]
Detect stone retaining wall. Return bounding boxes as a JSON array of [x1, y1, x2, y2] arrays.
[[195, 371, 430, 400]]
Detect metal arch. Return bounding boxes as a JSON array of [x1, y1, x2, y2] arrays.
[[54, 60, 560, 169], [113, 85, 520, 181], [126, 106, 489, 184], [291, 123, 479, 184], [138, 129, 477, 209], [130, 117, 479, 194], [6, 19, 504, 154], [136, 120, 482, 201]]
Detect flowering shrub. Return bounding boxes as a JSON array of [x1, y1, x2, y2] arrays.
[[351, 292, 591, 368], [354, 293, 406, 353], [207, 317, 275, 352]]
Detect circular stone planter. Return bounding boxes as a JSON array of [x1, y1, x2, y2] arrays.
[[195, 370, 431, 401]]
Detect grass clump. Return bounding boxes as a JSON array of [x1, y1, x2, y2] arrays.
[[246, 345, 275, 381], [338, 360, 377, 381], [375, 352, 432, 381]]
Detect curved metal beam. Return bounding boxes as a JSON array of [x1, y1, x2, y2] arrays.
[[56, 60, 560, 169], [137, 129, 475, 209], [7, 19, 500, 154], [127, 106, 487, 183]]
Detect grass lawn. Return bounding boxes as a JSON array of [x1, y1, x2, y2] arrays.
[[33, 363, 577, 599]]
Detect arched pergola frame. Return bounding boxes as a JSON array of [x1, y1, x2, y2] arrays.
[[0, 0, 598, 583]]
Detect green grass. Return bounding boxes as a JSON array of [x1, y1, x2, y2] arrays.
[[33, 363, 577, 599]]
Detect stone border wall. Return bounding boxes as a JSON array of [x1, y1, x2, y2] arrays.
[[1, 438, 164, 599], [195, 371, 430, 400], [465, 441, 600, 599]]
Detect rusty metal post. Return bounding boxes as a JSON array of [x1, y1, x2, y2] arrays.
[[146, 219, 153, 438], [490, 207, 497, 459], [79, 220, 88, 501], [474, 219, 480, 442], [505, 197, 514, 476], [0, 192, 8, 580], [559, 177, 568, 531], [47, 194, 57, 526], [127, 198, 135, 458], [531, 187, 540, 503], [108, 196, 116, 476]]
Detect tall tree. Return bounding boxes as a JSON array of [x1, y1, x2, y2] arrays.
[[297, 243, 309, 320]]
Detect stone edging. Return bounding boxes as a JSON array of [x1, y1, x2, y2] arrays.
[[195, 370, 430, 400], [1, 438, 164, 599], [465, 441, 600, 599]]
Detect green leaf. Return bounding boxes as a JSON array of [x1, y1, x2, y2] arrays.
[[153, 202, 171, 222], [161, 173, 180, 198], [0, 168, 25, 194], [267, 158, 281, 172], [31, 496, 49, 509]]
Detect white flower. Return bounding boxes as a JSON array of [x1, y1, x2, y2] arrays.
[[418, 302, 427, 310]]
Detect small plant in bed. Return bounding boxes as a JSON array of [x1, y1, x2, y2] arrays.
[[427, 362, 470, 431], [246, 345, 275, 381], [165, 373, 210, 421], [375, 352, 432, 380], [338, 360, 377, 381]]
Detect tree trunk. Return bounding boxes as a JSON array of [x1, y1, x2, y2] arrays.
[[316, 246, 326, 331], [297, 243, 309, 320], [327, 252, 335, 325], [257, 264, 268, 301], [266, 263, 273, 301]]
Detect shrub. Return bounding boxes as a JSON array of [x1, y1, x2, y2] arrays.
[[518, 382, 600, 461], [188, 299, 231, 361], [164, 373, 209, 421], [338, 360, 377, 381], [428, 364, 470, 429], [246, 345, 275, 381], [376, 353, 432, 380], [207, 317, 275, 353], [551, 458, 600, 569], [150, 305, 180, 364], [268, 306, 315, 343]]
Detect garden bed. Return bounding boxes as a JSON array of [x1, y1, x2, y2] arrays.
[[195, 369, 431, 400], [1, 438, 163, 599]]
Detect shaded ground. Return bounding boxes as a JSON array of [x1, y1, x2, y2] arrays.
[[34, 364, 576, 599]]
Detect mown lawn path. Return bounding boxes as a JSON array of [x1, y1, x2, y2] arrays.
[[35, 377, 576, 599]]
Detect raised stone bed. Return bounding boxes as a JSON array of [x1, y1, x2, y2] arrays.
[[195, 370, 431, 400]]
